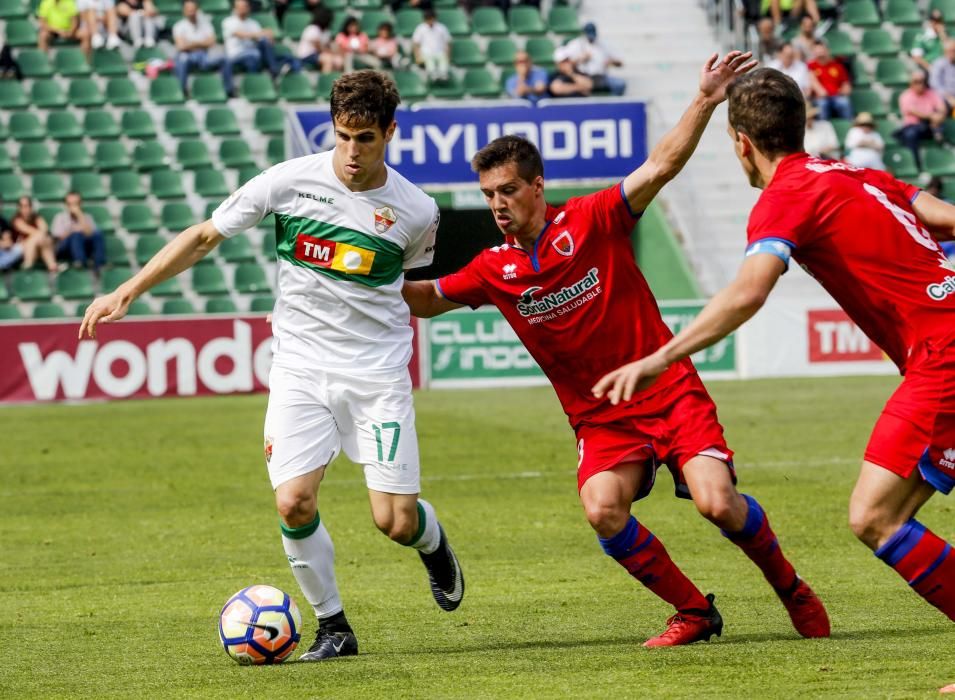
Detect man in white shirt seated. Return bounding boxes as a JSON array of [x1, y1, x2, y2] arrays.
[[767, 43, 814, 98], [172, 0, 222, 97], [564, 22, 625, 96], [411, 9, 451, 82], [221, 0, 300, 97]]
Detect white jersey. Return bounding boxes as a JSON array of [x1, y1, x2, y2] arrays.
[[212, 151, 439, 374]]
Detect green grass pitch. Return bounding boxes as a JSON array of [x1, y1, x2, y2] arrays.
[[3, 376, 954, 698]]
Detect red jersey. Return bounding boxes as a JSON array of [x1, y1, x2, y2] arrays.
[[437, 183, 695, 427], [747, 153, 955, 372], [808, 59, 849, 96]]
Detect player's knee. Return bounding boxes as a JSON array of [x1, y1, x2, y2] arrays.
[[848, 503, 897, 550], [275, 489, 316, 528], [693, 490, 744, 529], [375, 516, 416, 543], [583, 500, 630, 537]]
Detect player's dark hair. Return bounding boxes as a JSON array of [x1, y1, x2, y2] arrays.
[[727, 67, 806, 158], [471, 135, 544, 183], [329, 70, 400, 132]]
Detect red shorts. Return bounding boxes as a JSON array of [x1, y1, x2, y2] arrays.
[[865, 340, 955, 494], [574, 373, 735, 498]]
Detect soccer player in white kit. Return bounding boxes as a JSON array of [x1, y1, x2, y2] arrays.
[[79, 71, 465, 661]]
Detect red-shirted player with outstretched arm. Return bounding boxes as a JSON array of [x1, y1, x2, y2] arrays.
[[403, 53, 830, 647], [594, 68, 955, 668]]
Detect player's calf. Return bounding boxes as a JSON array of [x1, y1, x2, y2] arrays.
[[874, 519, 955, 621]]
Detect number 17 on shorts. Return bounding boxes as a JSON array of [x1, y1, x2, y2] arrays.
[[354, 417, 421, 495]]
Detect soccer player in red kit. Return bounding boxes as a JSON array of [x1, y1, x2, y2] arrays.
[[594, 68, 955, 639], [403, 52, 830, 647]]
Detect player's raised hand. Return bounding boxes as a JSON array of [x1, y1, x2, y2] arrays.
[[698, 50, 757, 105], [591, 352, 669, 406], [79, 290, 131, 340]]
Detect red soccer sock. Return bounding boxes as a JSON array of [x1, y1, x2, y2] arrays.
[[876, 519, 955, 621], [599, 516, 710, 613], [722, 495, 798, 592]]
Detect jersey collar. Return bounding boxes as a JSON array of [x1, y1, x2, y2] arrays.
[[504, 205, 559, 272]]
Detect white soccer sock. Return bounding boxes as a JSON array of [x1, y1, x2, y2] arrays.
[[281, 515, 343, 619], [407, 499, 441, 555]]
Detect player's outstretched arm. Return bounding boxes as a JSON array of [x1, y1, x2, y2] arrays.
[[622, 51, 757, 216], [592, 253, 784, 404], [79, 219, 224, 339], [912, 191, 955, 242], [402, 280, 463, 318]]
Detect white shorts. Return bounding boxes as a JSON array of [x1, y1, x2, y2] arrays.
[[77, 0, 115, 13], [264, 364, 421, 494]]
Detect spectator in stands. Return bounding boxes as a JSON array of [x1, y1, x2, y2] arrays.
[[763, 0, 819, 29], [896, 70, 948, 171], [295, 5, 335, 71], [0, 43, 22, 79], [389, 0, 432, 14], [506, 50, 547, 105], [11, 197, 57, 274], [0, 202, 22, 273], [931, 39, 955, 113], [36, 0, 89, 54], [412, 9, 451, 82], [333, 16, 370, 73], [368, 22, 399, 70], [912, 8, 947, 74], [548, 45, 592, 98], [755, 17, 780, 62], [51, 192, 105, 276], [564, 22, 625, 96], [808, 40, 852, 120], [273, 0, 319, 27], [115, 0, 160, 49], [844, 112, 886, 170], [928, 176, 952, 203], [79, 0, 121, 50], [791, 15, 817, 61], [221, 0, 300, 98], [803, 103, 839, 159], [768, 42, 813, 98], [173, 0, 220, 97]]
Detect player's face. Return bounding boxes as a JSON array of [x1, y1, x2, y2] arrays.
[[332, 118, 396, 191], [478, 163, 544, 237], [728, 124, 761, 188]]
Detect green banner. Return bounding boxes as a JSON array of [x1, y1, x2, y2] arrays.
[[658, 301, 736, 372]]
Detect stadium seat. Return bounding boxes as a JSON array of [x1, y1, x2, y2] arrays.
[[153, 278, 183, 299], [161, 299, 195, 314], [234, 263, 270, 293], [253, 106, 283, 135], [886, 0, 921, 26], [56, 268, 95, 299], [547, 5, 580, 34], [249, 295, 275, 312], [121, 109, 158, 139], [526, 37, 556, 68], [10, 112, 46, 140], [0, 304, 23, 320], [165, 108, 201, 137], [219, 139, 257, 169], [395, 8, 423, 37], [31, 172, 67, 201], [429, 73, 465, 99], [0, 148, 12, 172], [0, 117, 8, 140], [861, 29, 900, 58], [70, 171, 108, 201], [13, 269, 53, 300], [885, 145, 919, 177], [0, 173, 25, 199], [437, 7, 470, 36], [359, 9, 390, 35], [900, 27, 920, 52], [33, 302, 67, 319], [106, 77, 141, 106], [133, 45, 166, 63], [851, 61, 872, 88], [149, 169, 186, 199], [0, 80, 28, 109], [17, 49, 54, 78], [192, 74, 228, 104], [843, 0, 881, 27], [84, 204, 113, 234], [5, 18, 38, 46], [176, 139, 214, 170], [92, 49, 128, 76], [194, 168, 229, 197], [104, 237, 128, 266], [830, 118, 851, 147], [84, 109, 121, 139], [133, 140, 168, 171], [67, 77, 106, 107], [102, 266, 133, 292], [942, 120, 955, 146], [206, 298, 238, 313], [282, 9, 310, 39], [110, 170, 147, 200], [822, 29, 857, 58], [31, 78, 68, 108], [394, 69, 428, 102], [487, 38, 518, 66], [236, 166, 260, 185], [923, 145, 955, 176], [135, 235, 165, 265], [193, 265, 229, 295], [121, 203, 158, 233], [20, 143, 55, 172], [464, 68, 500, 97], [0, 0, 27, 18], [317, 71, 341, 98], [252, 11, 283, 38], [161, 202, 195, 232], [47, 111, 83, 140], [56, 142, 94, 171], [451, 38, 486, 67], [150, 75, 186, 105], [219, 234, 255, 262], [267, 137, 285, 164], [930, 0, 955, 17], [509, 5, 546, 35], [126, 299, 153, 316], [208, 107, 242, 135], [875, 57, 910, 88], [279, 72, 316, 101], [242, 73, 278, 102], [472, 6, 508, 35], [55, 47, 91, 76], [93, 141, 132, 171], [850, 88, 888, 118]]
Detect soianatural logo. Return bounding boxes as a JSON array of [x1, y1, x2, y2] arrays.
[[502, 263, 517, 280]]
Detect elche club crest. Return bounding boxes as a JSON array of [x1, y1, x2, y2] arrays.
[[374, 206, 397, 234], [552, 230, 574, 257], [264, 436, 273, 464]]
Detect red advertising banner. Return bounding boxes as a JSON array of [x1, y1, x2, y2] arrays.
[[807, 309, 883, 363], [0, 316, 421, 403]]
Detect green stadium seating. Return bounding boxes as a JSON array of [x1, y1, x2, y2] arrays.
[[17, 49, 54, 78], [923, 145, 955, 176], [279, 72, 316, 101], [487, 37, 518, 66], [133, 45, 166, 63], [267, 137, 285, 164], [359, 9, 391, 35], [106, 77, 141, 106], [850, 88, 888, 118], [451, 38, 486, 67], [283, 9, 310, 40], [5, 18, 38, 46], [102, 266, 133, 292], [68, 77, 106, 107], [472, 6, 507, 35], [547, 5, 579, 34], [176, 139, 214, 170], [205, 298, 238, 313], [437, 8, 470, 36], [219, 234, 255, 262], [429, 73, 465, 99], [110, 170, 147, 200], [20, 143, 55, 172], [152, 278, 183, 298], [394, 69, 428, 101], [236, 166, 260, 185], [0, 0, 28, 18], [876, 117, 901, 143], [0, 80, 29, 109], [33, 302, 67, 319], [56, 142, 94, 171], [464, 67, 500, 97], [241, 73, 278, 102], [84, 110, 121, 139], [252, 11, 283, 38], [0, 304, 23, 320], [0, 148, 12, 172], [249, 295, 275, 312], [32, 78, 68, 108], [104, 237, 128, 266], [161, 299, 195, 314], [317, 71, 341, 98], [851, 60, 872, 88], [234, 263, 270, 293], [132, 140, 168, 171], [0, 173, 25, 199], [352, 0, 382, 8], [876, 57, 910, 88], [121, 203, 158, 233], [161, 202, 194, 232], [70, 171, 108, 201], [150, 75, 186, 105], [830, 118, 852, 147], [943, 120, 955, 145], [194, 168, 229, 197], [822, 29, 857, 58], [92, 49, 128, 76], [57, 268, 95, 299], [55, 47, 91, 76], [219, 139, 257, 169], [10, 112, 45, 140], [151, 169, 186, 199], [192, 266, 229, 295], [47, 111, 83, 140], [861, 29, 900, 58], [32, 173, 67, 201], [126, 299, 153, 316], [135, 235, 165, 265], [396, 8, 423, 37], [526, 37, 556, 68], [192, 73, 228, 104], [94, 141, 132, 171], [843, 0, 881, 27], [252, 106, 283, 135], [85, 204, 113, 233], [260, 227, 275, 258], [930, 0, 955, 17], [165, 108, 201, 137], [0, 116, 8, 140], [13, 269, 53, 300], [121, 109, 158, 139], [208, 107, 242, 135], [885, 146, 919, 177], [886, 0, 921, 26], [509, 6, 546, 35]]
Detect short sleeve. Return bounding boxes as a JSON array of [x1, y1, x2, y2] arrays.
[[404, 201, 439, 270], [436, 255, 490, 309], [865, 167, 921, 204], [212, 169, 272, 238], [567, 183, 640, 237], [746, 189, 809, 259]]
